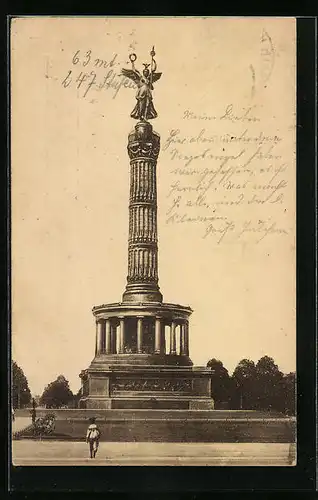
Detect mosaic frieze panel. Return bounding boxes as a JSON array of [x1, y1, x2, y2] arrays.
[[112, 378, 192, 392]]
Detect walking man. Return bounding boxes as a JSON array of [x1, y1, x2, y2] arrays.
[[86, 417, 101, 459]]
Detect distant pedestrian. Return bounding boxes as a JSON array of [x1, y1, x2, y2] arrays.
[[86, 417, 101, 459], [12, 408, 15, 422]]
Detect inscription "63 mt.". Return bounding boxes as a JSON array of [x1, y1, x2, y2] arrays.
[[260, 29, 275, 87]]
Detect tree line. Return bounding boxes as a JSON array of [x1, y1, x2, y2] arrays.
[[207, 356, 295, 415], [12, 355, 295, 415]]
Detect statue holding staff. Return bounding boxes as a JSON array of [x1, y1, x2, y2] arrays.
[[121, 47, 162, 121]]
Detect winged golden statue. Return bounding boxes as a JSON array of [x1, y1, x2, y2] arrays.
[[121, 47, 162, 121]]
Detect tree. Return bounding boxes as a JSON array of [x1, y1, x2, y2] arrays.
[[72, 387, 83, 409], [12, 361, 31, 409], [207, 358, 232, 408], [33, 394, 41, 406], [276, 372, 296, 415], [40, 375, 74, 408], [254, 356, 284, 411], [231, 359, 257, 409]]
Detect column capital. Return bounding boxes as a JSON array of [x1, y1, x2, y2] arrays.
[[128, 122, 160, 160]]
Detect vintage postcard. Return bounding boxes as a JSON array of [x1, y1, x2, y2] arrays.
[[11, 16, 296, 466]]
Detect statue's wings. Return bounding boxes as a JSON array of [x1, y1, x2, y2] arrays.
[[121, 68, 141, 85], [152, 72, 162, 83]]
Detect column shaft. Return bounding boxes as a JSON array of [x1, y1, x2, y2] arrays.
[[111, 324, 117, 354], [180, 323, 186, 355], [123, 123, 162, 303], [105, 319, 111, 354], [184, 321, 189, 356], [137, 317, 143, 353], [119, 318, 125, 353], [96, 320, 104, 354], [95, 321, 100, 355], [160, 322, 166, 354], [155, 317, 161, 353], [170, 321, 176, 354]]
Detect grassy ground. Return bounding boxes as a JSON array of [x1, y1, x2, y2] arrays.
[[14, 416, 295, 443]]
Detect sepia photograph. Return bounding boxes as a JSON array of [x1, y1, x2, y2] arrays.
[[11, 16, 296, 467]]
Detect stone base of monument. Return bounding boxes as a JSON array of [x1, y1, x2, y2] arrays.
[[14, 409, 295, 443], [79, 362, 214, 410], [81, 398, 212, 410]]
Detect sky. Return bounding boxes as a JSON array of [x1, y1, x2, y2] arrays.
[[11, 17, 296, 396]]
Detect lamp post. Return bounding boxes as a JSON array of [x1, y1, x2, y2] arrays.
[[31, 398, 37, 425]]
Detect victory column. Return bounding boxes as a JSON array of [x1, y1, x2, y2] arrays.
[[80, 48, 214, 410]]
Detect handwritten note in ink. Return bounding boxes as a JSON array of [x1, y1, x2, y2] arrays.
[[162, 105, 289, 245]]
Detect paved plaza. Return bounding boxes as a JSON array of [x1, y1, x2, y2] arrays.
[[12, 441, 296, 466]]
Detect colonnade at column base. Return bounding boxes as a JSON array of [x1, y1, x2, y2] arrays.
[[92, 301, 192, 359]]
